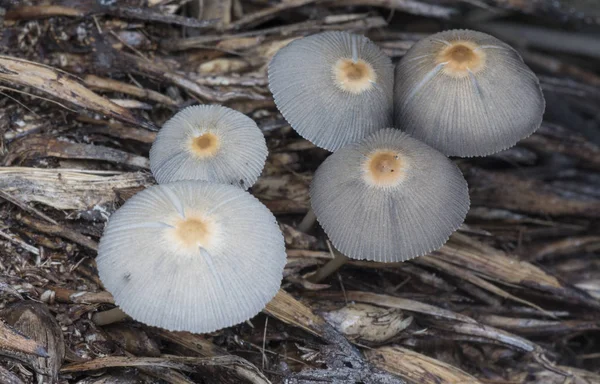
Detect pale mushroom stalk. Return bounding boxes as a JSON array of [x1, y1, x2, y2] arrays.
[[297, 207, 317, 233], [92, 307, 130, 326], [308, 246, 349, 283], [351, 34, 358, 63]]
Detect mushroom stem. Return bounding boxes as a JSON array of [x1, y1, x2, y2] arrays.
[[92, 307, 130, 326], [351, 34, 358, 63], [309, 246, 349, 283], [297, 208, 317, 233]]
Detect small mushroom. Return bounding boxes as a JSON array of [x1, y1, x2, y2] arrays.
[[268, 31, 394, 151], [150, 105, 267, 189], [310, 128, 469, 262], [394, 29, 545, 157], [96, 181, 286, 333]]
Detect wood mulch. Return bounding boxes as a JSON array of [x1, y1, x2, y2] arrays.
[[0, 1, 598, 383]]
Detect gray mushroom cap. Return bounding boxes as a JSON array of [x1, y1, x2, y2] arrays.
[[394, 29, 545, 157], [268, 31, 394, 151], [97, 181, 286, 333], [310, 128, 470, 262], [150, 105, 267, 189]]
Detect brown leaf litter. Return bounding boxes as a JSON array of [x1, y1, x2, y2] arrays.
[[0, 0, 599, 383]]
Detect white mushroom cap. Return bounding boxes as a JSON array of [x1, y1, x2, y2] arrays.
[[96, 181, 286, 333], [150, 105, 267, 189], [268, 31, 394, 151], [310, 128, 469, 262], [394, 29, 545, 157]]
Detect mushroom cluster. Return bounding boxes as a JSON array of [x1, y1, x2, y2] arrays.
[[97, 106, 286, 333], [95, 28, 545, 334], [269, 29, 544, 264]]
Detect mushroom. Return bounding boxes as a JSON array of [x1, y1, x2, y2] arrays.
[[268, 31, 394, 151], [310, 128, 470, 262], [150, 105, 267, 189], [96, 180, 286, 333], [394, 29, 545, 157]]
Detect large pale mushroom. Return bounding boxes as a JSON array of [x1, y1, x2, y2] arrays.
[[310, 128, 470, 263], [269, 31, 394, 151], [96, 181, 286, 333], [394, 29, 545, 157]]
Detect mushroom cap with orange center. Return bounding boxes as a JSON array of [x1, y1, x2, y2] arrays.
[[394, 29, 545, 157], [268, 31, 394, 151], [96, 181, 286, 333], [150, 105, 267, 189], [310, 128, 470, 262]]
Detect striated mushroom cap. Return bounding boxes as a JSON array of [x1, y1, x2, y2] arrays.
[[394, 29, 545, 157], [310, 128, 469, 262], [97, 181, 286, 333], [268, 31, 394, 151], [150, 105, 267, 189]]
